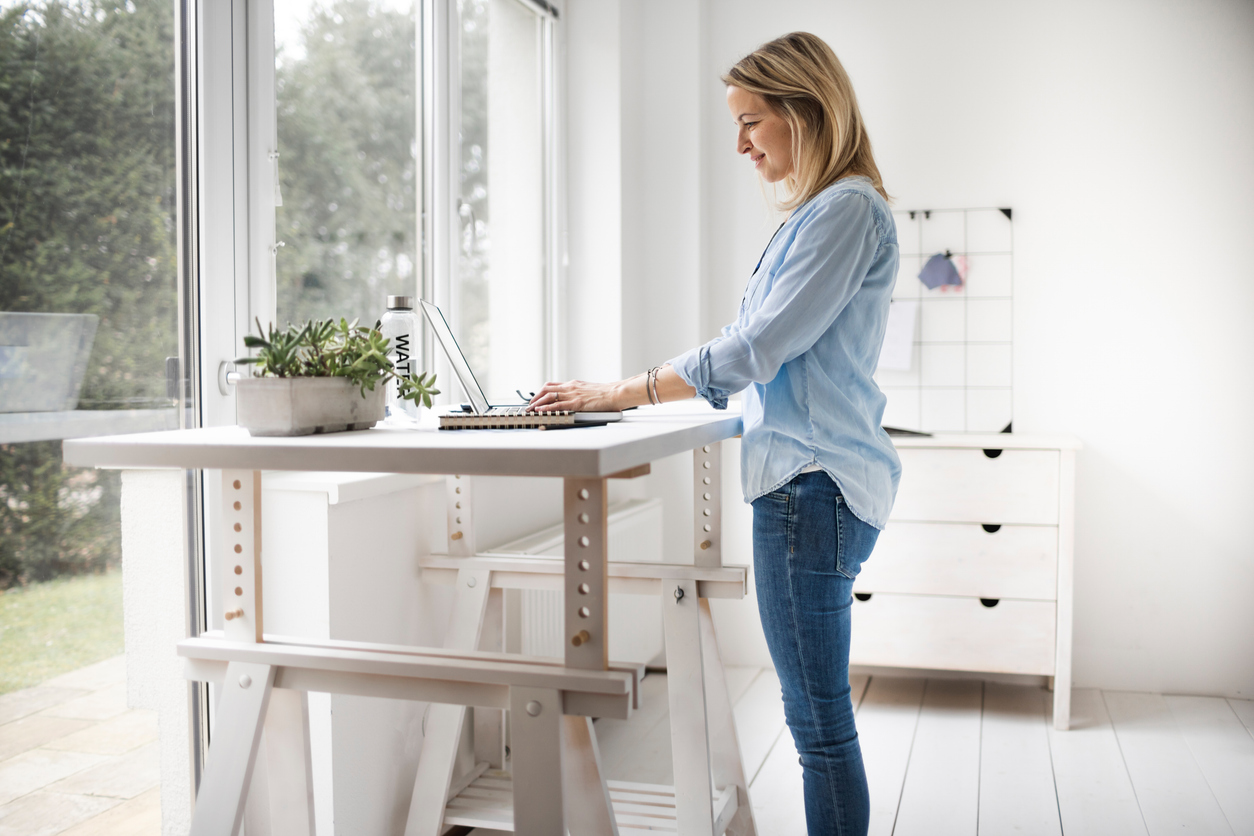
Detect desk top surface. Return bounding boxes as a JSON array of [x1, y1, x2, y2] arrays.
[[62, 402, 743, 479]]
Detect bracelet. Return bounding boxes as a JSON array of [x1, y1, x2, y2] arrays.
[[646, 367, 659, 405]]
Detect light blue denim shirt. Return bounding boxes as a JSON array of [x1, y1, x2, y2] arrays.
[[668, 176, 901, 529]]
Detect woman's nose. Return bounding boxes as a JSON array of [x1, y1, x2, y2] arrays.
[[737, 129, 751, 155]]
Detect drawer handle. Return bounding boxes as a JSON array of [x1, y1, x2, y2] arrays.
[[854, 592, 872, 602], [982, 524, 1001, 533], [980, 598, 1000, 608], [983, 448, 1003, 459]]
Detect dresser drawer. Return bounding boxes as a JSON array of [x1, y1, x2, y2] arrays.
[[892, 448, 1060, 524], [849, 593, 1056, 676], [856, 522, 1058, 600]]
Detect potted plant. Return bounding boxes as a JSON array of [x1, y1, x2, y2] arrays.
[[234, 317, 439, 436]]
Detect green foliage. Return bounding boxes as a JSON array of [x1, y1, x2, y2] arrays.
[[238, 318, 439, 407], [395, 370, 439, 410], [274, 0, 417, 326], [0, 570, 123, 694], [0, 442, 120, 589], [0, 0, 178, 409], [0, 1, 170, 589]]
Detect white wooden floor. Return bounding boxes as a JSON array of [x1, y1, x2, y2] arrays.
[[588, 668, 1254, 836], [5, 659, 1252, 835]]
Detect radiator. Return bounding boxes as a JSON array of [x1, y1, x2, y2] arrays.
[[487, 498, 664, 663]]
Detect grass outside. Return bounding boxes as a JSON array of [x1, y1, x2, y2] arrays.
[[0, 570, 123, 695]]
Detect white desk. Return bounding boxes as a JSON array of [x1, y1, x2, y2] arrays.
[[64, 402, 750, 835]]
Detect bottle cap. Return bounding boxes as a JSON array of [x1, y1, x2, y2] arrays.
[[386, 295, 415, 310]]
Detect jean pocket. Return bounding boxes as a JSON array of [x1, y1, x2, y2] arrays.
[[834, 496, 877, 580], [761, 486, 791, 502]]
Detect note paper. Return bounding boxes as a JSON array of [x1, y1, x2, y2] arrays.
[[878, 300, 917, 372], [919, 253, 964, 290]]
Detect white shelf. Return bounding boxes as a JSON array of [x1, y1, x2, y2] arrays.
[[443, 769, 739, 834]]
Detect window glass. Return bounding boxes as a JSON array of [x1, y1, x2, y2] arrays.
[[454, 0, 546, 400], [274, 0, 418, 330], [0, 1, 177, 696]]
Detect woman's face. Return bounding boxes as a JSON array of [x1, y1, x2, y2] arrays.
[[727, 86, 793, 183]]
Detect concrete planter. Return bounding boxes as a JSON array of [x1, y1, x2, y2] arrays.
[[236, 377, 385, 436]]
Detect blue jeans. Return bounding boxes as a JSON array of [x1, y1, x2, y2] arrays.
[[752, 471, 879, 836]]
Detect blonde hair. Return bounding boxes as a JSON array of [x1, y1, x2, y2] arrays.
[[723, 32, 888, 210]]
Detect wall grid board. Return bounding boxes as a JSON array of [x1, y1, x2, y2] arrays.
[[878, 207, 1014, 434]]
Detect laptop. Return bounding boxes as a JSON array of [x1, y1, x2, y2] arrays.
[[419, 300, 622, 430]]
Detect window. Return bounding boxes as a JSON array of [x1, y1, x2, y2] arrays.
[[273, 0, 419, 329], [0, 0, 178, 695], [263, 0, 560, 402], [448, 0, 555, 400]]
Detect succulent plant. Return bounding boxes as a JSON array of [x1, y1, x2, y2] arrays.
[[236, 317, 440, 407]]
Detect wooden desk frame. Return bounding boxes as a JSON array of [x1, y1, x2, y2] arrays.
[[66, 412, 754, 836], [408, 458, 756, 834]]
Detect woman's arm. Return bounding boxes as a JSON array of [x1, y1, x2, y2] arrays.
[[670, 191, 880, 403], [529, 364, 695, 413]]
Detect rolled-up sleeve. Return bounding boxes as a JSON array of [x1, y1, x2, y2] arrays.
[[669, 192, 881, 406], [669, 339, 732, 409]]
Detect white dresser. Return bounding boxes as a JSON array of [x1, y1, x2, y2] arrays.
[[849, 433, 1080, 729]]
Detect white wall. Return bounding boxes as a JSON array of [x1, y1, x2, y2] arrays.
[[567, 0, 1254, 697]]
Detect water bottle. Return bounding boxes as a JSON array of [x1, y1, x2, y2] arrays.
[[380, 295, 421, 424]]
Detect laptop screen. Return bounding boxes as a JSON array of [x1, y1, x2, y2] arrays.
[[418, 300, 492, 415]]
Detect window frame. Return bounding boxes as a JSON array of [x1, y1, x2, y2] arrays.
[[424, 0, 566, 391], [182, 0, 567, 785]]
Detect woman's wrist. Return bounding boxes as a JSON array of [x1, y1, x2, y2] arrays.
[[615, 374, 650, 410], [610, 365, 695, 410]]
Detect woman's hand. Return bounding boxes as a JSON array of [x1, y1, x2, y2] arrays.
[[529, 380, 624, 413], [529, 366, 695, 412]]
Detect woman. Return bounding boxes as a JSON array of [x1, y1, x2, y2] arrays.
[[531, 31, 899, 835]]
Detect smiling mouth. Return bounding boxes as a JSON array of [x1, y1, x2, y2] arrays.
[[752, 153, 765, 167]]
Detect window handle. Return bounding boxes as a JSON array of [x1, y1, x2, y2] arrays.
[[218, 361, 241, 396]]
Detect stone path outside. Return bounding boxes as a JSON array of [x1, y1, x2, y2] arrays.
[[0, 656, 159, 835]]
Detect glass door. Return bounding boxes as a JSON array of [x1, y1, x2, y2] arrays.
[[0, 0, 181, 699]]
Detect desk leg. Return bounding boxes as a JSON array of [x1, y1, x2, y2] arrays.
[[221, 470, 263, 643], [694, 443, 723, 569], [190, 661, 275, 836], [663, 579, 716, 834], [511, 687, 565, 835], [405, 567, 493, 836], [564, 478, 609, 670], [562, 715, 618, 835], [260, 688, 316, 835], [699, 599, 757, 836]]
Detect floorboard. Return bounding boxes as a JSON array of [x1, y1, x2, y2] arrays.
[[1104, 691, 1234, 835], [856, 676, 925, 836], [592, 667, 1254, 836], [849, 674, 870, 713], [1046, 688, 1147, 836], [1229, 699, 1254, 741], [1164, 695, 1254, 833], [733, 669, 788, 785], [724, 666, 761, 706], [891, 679, 983, 836], [747, 721, 806, 836], [594, 673, 673, 785], [979, 683, 1061, 835]]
